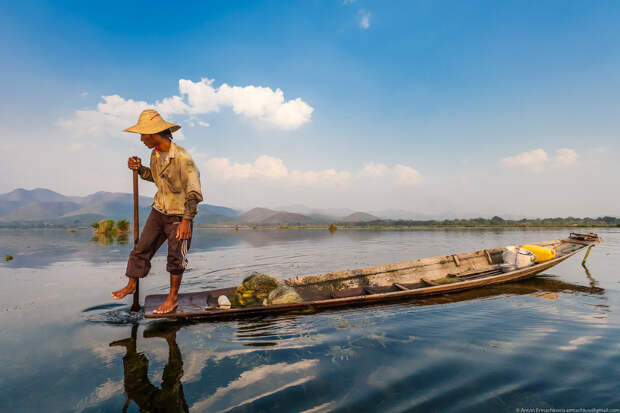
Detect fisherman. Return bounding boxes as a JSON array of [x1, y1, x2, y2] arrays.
[[111, 109, 203, 314]]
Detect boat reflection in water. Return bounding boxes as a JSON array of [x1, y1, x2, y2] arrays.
[[409, 272, 604, 307], [110, 324, 188, 413], [110, 274, 605, 412]]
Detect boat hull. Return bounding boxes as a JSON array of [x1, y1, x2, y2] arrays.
[[145, 234, 599, 319]]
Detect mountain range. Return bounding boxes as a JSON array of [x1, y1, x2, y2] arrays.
[[0, 188, 381, 227]]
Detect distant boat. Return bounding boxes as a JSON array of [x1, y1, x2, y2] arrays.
[[145, 232, 602, 319]]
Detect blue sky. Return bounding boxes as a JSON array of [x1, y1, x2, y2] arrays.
[[2, 0, 620, 217]]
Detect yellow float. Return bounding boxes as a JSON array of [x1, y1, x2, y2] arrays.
[[520, 244, 556, 262]]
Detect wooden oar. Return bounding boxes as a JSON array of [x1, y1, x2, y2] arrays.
[[130, 163, 141, 312]]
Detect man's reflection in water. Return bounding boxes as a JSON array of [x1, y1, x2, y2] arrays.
[[110, 323, 188, 413]]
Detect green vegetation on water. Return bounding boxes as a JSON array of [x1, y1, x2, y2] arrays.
[[116, 219, 130, 232], [90, 219, 131, 245], [5, 255, 13, 261]]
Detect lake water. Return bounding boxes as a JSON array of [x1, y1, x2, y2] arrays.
[[1, 227, 619, 412]]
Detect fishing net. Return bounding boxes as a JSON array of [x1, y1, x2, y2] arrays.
[[231, 272, 279, 307], [230, 272, 304, 307], [265, 284, 304, 305]]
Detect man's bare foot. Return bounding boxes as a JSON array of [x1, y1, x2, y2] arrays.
[[111, 278, 137, 300], [153, 295, 179, 314]]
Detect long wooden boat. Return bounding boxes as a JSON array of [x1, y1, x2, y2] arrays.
[[145, 232, 601, 319]]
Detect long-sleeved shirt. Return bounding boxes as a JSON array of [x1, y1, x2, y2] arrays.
[[137, 142, 203, 220]]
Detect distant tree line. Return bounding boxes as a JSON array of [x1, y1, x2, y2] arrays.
[[342, 216, 620, 227]]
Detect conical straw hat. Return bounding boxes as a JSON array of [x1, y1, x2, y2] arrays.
[[124, 109, 181, 134]]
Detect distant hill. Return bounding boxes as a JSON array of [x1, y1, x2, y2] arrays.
[[0, 188, 75, 217], [0, 188, 240, 227], [340, 212, 380, 222], [194, 204, 241, 224], [236, 208, 324, 225], [0, 188, 72, 204], [236, 207, 279, 223], [0, 201, 81, 221], [0, 188, 383, 227], [199, 204, 240, 218], [234, 207, 378, 225], [61, 191, 153, 218], [257, 211, 323, 225], [275, 205, 358, 217]]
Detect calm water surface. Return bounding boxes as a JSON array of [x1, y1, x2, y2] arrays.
[[1, 227, 619, 412]]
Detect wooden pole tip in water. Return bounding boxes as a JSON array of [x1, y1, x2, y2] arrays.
[[130, 168, 141, 312]]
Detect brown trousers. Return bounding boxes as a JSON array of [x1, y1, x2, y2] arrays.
[[125, 208, 192, 278]]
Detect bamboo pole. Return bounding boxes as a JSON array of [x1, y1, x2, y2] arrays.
[[581, 245, 593, 266], [130, 165, 141, 312]]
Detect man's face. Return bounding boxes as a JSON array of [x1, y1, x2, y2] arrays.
[[140, 134, 156, 148]]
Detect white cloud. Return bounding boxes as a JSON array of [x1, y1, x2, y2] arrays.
[[187, 117, 210, 128], [187, 146, 208, 161], [59, 94, 151, 138], [180, 79, 313, 129], [155, 94, 191, 115], [361, 162, 388, 177], [204, 155, 420, 189], [254, 155, 289, 179], [554, 148, 578, 165], [204, 157, 253, 180], [59, 77, 314, 138], [204, 155, 350, 185], [500, 148, 578, 171], [359, 11, 371, 29], [394, 164, 422, 186], [290, 169, 351, 185], [500, 148, 549, 168], [361, 162, 421, 186]]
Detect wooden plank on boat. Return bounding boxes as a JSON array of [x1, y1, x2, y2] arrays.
[[420, 277, 439, 286], [393, 283, 410, 291], [453, 255, 460, 266], [447, 266, 500, 279], [363, 285, 396, 295], [144, 291, 209, 315], [485, 250, 493, 265], [331, 287, 366, 299]]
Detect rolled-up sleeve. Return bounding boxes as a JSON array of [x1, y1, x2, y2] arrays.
[[180, 157, 203, 220], [138, 166, 154, 182]]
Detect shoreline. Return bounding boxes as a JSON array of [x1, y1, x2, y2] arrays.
[[196, 224, 617, 230], [1, 224, 617, 230]]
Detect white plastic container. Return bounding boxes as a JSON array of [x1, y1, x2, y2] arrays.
[[502, 246, 536, 269], [217, 295, 231, 309]]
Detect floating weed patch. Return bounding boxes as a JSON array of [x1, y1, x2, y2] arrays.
[[90, 219, 131, 245]]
